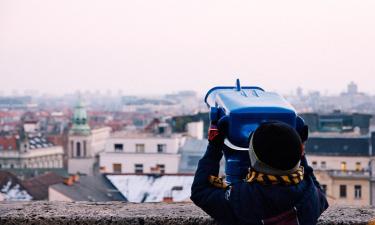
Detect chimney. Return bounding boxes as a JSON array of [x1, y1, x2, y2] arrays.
[[162, 196, 173, 203], [72, 173, 80, 182], [99, 166, 107, 173], [63, 176, 74, 186]]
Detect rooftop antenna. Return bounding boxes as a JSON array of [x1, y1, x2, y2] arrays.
[[236, 79, 241, 91]]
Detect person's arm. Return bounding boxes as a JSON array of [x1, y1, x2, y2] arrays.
[[190, 125, 236, 224]]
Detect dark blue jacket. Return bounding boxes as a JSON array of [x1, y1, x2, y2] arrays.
[[191, 143, 329, 225]]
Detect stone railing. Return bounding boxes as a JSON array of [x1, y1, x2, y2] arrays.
[[0, 202, 374, 225]]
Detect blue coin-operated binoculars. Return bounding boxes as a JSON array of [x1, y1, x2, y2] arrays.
[[205, 79, 306, 184]]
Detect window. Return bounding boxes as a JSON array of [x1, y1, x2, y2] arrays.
[[355, 162, 361, 171], [157, 144, 167, 153], [0, 164, 2, 168], [321, 161, 326, 169], [112, 163, 122, 173], [158, 126, 165, 134], [83, 141, 87, 157], [114, 144, 124, 152], [136, 144, 145, 153], [70, 141, 74, 157], [354, 185, 362, 199], [341, 162, 347, 171], [76, 142, 81, 157], [0, 145, 3, 150], [135, 164, 143, 174], [10, 164, 14, 169], [321, 184, 327, 194], [339, 185, 347, 198], [157, 164, 165, 174], [312, 161, 317, 168]]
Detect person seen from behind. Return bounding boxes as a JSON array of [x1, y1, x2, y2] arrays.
[[191, 121, 328, 225]]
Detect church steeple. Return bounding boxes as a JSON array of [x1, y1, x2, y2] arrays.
[[70, 98, 91, 135]]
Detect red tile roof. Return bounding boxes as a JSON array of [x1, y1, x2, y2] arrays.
[[23, 172, 64, 200], [0, 136, 17, 150]]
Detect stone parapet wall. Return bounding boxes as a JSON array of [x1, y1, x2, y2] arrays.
[[0, 202, 374, 225]]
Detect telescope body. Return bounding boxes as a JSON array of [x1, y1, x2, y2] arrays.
[[205, 79, 305, 183]]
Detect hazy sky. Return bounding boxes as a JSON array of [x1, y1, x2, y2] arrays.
[[1, 0, 374, 96]]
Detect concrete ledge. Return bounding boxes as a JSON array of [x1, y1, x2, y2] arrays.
[[0, 202, 374, 225]]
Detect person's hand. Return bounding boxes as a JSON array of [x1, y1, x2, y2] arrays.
[[208, 116, 228, 146], [208, 124, 224, 146]]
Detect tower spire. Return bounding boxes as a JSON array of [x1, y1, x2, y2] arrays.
[[70, 97, 91, 135]]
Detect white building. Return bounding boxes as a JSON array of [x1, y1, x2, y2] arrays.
[[68, 100, 111, 175], [0, 135, 64, 170], [99, 131, 185, 174]]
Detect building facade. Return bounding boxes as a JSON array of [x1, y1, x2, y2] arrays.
[[68, 100, 111, 175], [300, 112, 372, 135], [0, 128, 64, 175], [313, 170, 370, 206], [99, 131, 184, 174], [178, 138, 208, 174], [305, 133, 374, 206]]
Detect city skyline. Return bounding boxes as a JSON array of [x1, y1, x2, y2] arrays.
[[0, 81, 371, 97]]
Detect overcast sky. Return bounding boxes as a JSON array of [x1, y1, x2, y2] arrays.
[[0, 0, 374, 96]]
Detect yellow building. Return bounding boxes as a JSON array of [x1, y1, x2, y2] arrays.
[[305, 131, 374, 206], [314, 170, 370, 206]]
